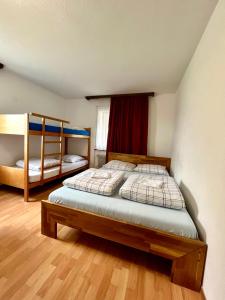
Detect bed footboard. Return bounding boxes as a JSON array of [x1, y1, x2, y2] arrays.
[[0, 165, 24, 189], [41, 200, 207, 291]]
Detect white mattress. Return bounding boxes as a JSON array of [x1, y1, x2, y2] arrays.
[[15, 160, 88, 183]]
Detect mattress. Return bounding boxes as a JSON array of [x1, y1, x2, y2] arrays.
[[29, 122, 90, 136], [16, 160, 88, 183], [49, 186, 198, 239]]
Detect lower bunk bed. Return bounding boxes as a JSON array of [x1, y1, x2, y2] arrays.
[[21, 160, 88, 183], [0, 159, 89, 200], [41, 153, 207, 292]]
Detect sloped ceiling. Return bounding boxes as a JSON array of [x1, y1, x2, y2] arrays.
[[0, 0, 218, 98]]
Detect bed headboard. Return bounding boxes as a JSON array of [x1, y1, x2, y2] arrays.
[[107, 152, 171, 172]]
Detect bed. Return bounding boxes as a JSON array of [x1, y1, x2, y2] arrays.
[[0, 113, 91, 201], [41, 152, 207, 291]]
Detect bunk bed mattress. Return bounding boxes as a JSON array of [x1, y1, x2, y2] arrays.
[[29, 122, 90, 136], [16, 160, 88, 183], [48, 186, 198, 239]]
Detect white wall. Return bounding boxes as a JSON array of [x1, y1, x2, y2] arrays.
[[0, 70, 66, 165], [0, 70, 176, 167], [65, 94, 177, 165], [171, 1, 225, 299], [148, 94, 177, 157]]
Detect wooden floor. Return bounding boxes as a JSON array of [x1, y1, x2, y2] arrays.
[[0, 183, 204, 300]]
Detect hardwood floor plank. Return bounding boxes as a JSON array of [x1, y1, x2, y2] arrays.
[[0, 184, 205, 300]]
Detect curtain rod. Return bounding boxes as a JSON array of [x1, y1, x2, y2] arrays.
[[85, 92, 155, 100]]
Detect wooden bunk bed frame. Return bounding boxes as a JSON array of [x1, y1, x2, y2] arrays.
[[41, 152, 207, 292], [0, 113, 91, 201]]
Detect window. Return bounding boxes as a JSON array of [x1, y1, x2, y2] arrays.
[[96, 107, 110, 150]]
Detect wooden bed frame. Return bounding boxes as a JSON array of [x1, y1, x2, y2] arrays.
[[41, 152, 207, 291], [0, 113, 91, 201]]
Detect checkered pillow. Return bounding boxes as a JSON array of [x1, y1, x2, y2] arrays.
[[119, 174, 185, 210], [134, 164, 169, 176], [102, 160, 136, 171], [63, 168, 124, 196]]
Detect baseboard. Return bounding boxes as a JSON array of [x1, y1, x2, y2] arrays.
[[201, 287, 206, 300]]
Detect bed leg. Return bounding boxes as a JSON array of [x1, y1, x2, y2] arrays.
[[171, 245, 207, 291], [41, 202, 57, 239], [24, 188, 29, 202]]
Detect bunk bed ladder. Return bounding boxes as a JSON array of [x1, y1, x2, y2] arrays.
[[59, 122, 64, 176], [40, 117, 46, 183], [40, 118, 64, 183]]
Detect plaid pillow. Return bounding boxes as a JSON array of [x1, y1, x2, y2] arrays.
[[134, 164, 169, 176], [119, 174, 185, 210], [102, 160, 136, 171], [63, 168, 124, 196]]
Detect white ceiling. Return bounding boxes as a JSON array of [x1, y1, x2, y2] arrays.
[[0, 0, 218, 98]]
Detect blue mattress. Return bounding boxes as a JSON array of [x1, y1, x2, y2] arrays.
[[29, 122, 90, 136]]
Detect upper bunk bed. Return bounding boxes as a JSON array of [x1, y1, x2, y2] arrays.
[[0, 113, 90, 139]]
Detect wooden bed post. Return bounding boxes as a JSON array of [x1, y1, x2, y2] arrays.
[[40, 117, 45, 183], [59, 121, 64, 176], [87, 128, 91, 168], [24, 113, 30, 202], [171, 245, 207, 291], [65, 137, 68, 155], [41, 201, 57, 238]]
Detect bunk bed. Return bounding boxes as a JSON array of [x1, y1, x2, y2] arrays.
[[0, 113, 91, 201]]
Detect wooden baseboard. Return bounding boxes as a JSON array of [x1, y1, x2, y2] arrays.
[[201, 287, 207, 300]]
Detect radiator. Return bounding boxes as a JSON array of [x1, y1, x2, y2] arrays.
[[94, 150, 106, 168]]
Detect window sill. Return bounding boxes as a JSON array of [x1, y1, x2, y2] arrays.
[[94, 149, 106, 152]]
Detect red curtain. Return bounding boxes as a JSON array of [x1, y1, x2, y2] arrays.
[[107, 95, 149, 155]]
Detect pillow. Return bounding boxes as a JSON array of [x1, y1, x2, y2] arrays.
[[134, 164, 169, 176], [63, 168, 124, 196], [63, 154, 84, 163], [102, 160, 136, 171], [16, 158, 60, 171], [71, 125, 85, 130], [119, 174, 185, 210]]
